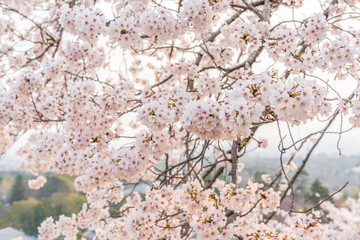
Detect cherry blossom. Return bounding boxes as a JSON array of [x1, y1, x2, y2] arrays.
[[1, 0, 359, 239]]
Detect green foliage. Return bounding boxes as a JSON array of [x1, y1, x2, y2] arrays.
[[8, 199, 53, 235], [34, 175, 73, 199], [3, 173, 85, 236], [0, 218, 10, 228], [7, 193, 86, 236], [305, 179, 331, 205], [253, 171, 267, 184], [0, 200, 11, 228], [33, 201, 52, 232], [50, 193, 86, 218], [9, 175, 28, 204], [8, 199, 38, 234], [341, 186, 360, 200]]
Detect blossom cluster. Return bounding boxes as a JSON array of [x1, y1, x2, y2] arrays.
[[298, 14, 329, 45], [2, 0, 360, 239], [28, 176, 47, 190], [321, 194, 360, 239], [59, 5, 106, 42], [36, 177, 328, 240], [222, 19, 268, 54]]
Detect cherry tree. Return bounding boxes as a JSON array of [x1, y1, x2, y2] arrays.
[[0, 0, 360, 239]]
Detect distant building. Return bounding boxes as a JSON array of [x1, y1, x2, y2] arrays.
[[0, 227, 35, 240]]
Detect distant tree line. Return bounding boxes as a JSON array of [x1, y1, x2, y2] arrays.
[[0, 174, 86, 236]]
